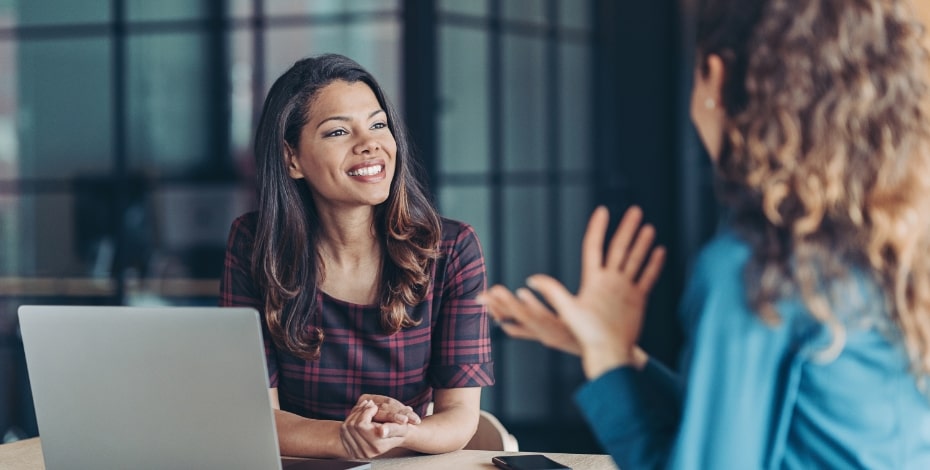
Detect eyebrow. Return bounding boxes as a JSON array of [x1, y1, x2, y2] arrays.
[[315, 109, 385, 129]]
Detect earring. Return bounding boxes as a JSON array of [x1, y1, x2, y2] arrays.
[[704, 97, 716, 110]]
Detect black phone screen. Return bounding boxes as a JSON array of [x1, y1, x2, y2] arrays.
[[491, 454, 572, 470]]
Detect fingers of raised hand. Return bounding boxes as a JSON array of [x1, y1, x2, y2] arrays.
[[605, 206, 645, 270], [581, 206, 611, 279], [636, 245, 666, 292], [479, 285, 526, 326], [622, 222, 656, 277], [525, 274, 575, 316]]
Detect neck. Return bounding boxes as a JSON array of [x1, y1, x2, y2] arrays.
[[315, 205, 381, 268]]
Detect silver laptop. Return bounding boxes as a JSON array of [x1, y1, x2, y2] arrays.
[[18, 305, 370, 470]]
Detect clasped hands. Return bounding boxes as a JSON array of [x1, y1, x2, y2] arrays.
[[478, 206, 665, 379], [340, 393, 422, 459]]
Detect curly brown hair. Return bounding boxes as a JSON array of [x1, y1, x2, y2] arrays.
[[698, 0, 930, 374]]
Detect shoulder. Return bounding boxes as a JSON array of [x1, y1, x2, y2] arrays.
[[678, 229, 753, 327], [231, 211, 259, 233], [439, 217, 482, 252], [226, 211, 260, 246], [686, 228, 752, 294]]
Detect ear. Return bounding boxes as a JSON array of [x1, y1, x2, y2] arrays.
[[284, 143, 304, 179], [695, 54, 726, 108]]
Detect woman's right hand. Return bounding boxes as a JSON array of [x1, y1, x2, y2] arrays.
[[340, 399, 411, 459]]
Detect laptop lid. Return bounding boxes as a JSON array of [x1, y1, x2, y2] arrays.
[[18, 305, 286, 470]]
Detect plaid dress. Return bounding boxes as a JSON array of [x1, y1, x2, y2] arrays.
[[220, 212, 494, 420]]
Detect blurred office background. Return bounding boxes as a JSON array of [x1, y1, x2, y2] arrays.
[[0, 0, 719, 452]]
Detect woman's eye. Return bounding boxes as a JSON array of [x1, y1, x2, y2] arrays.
[[325, 129, 347, 137], [371, 122, 387, 130]]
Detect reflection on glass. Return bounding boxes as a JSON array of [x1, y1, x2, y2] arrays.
[[503, 33, 546, 173], [17, 38, 113, 180], [127, 33, 210, 176], [439, 26, 489, 174]]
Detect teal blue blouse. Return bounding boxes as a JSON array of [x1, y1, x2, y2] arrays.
[[575, 229, 930, 469]]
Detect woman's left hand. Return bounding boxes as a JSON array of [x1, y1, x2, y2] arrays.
[[340, 399, 411, 459], [479, 284, 582, 356]]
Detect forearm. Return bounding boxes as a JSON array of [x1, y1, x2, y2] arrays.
[[575, 360, 681, 470], [274, 409, 348, 459], [400, 404, 479, 454]]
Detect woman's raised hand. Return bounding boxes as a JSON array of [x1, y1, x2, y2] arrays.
[[481, 206, 664, 379]]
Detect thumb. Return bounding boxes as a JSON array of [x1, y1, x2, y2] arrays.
[[525, 274, 576, 318]]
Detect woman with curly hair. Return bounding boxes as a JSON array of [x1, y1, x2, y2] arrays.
[[220, 54, 493, 459], [480, 0, 930, 467]]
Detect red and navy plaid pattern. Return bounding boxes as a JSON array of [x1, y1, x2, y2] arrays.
[[220, 213, 495, 420]]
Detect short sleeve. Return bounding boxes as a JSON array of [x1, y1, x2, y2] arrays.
[[428, 221, 495, 388], [219, 212, 280, 387]]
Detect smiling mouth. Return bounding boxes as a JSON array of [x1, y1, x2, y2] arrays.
[[347, 164, 384, 176]]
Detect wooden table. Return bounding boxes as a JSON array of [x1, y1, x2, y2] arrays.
[[0, 438, 619, 469]]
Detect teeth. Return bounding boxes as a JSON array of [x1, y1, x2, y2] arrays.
[[348, 165, 383, 176]]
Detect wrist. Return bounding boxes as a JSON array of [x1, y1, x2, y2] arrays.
[[580, 344, 636, 380]]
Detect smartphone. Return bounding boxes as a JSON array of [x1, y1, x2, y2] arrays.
[[491, 454, 572, 470]]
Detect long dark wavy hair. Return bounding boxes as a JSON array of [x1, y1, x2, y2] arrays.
[[698, 0, 930, 375], [252, 54, 441, 360]]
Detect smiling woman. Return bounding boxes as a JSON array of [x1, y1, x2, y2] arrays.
[[219, 54, 495, 460]]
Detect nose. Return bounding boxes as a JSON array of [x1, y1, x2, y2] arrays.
[[353, 134, 380, 154]]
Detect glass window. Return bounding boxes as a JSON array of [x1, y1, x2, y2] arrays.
[[150, 185, 254, 279], [264, 21, 402, 104], [502, 33, 546, 173], [126, 0, 210, 22], [127, 32, 211, 176], [0, 0, 13, 28], [229, 29, 255, 175], [12, 192, 91, 277], [264, 0, 400, 16], [437, 185, 493, 277], [438, 0, 488, 16], [229, 0, 253, 19], [16, 38, 113, 180], [501, 0, 547, 25], [502, 185, 549, 287], [438, 26, 489, 175], [14, 0, 109, 26], [558, 184, 590, 292], [503, 340, 551, 420], [0, 40, 18, 180], [559, 42, 591, 172], [558, 0, 591, 30]]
